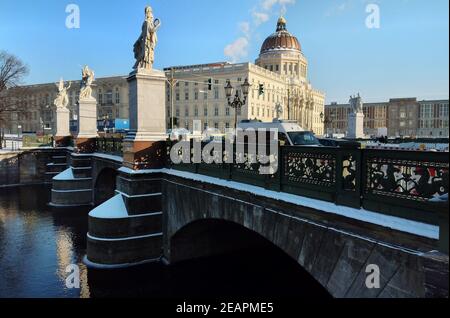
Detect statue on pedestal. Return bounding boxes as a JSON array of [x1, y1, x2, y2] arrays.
[[274, 102, 283, 120], [349, 93, 363, 114], [54, 78, 71, 109], [133, 6, 161, 71], [347, 93, 365, 139], [79, 65, 95, 100]]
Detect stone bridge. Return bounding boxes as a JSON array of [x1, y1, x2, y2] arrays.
[[78, 164, 447, 298], [39, 39, 448, 298], [39, 140, 449, 299], [50, 150, 122, 207]]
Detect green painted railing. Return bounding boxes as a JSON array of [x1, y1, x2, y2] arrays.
[[22, 135, 53, 148], [95, 137, 123, 156]]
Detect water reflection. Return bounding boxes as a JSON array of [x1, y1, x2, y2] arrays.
[[0, 185, 89, 298], [0, 185, 330, 299]]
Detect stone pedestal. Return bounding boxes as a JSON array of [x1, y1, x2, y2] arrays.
[[347, 113, 365, 139], [123, 70, 167, 170], [76, 98, 98, 153], [54, 108, 71, 147]]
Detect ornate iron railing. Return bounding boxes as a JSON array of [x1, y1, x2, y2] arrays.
[[95, 137, 123, 156], [167, 141, 448, 228], [22, 135, 54, 148]]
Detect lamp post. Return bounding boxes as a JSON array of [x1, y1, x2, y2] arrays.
[[224, 78, 250, 132]]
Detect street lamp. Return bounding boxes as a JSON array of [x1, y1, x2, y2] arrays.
[[224, 78, 250, 131]]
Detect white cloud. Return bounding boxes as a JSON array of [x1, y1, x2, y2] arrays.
[[239, 22, 251, 38], [261, 0, 278, 11], [223, 0, 296, 63], [325, 0, 352, 17], [252, 12, 270, 26], [224, 37, 249, 63]]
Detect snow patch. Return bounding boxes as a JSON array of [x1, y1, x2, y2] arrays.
[[53, 168, 75, 181], [118, 166, 439, 239], [89, 194, 129, 219]]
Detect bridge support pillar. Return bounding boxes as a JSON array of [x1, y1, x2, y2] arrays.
[[85, 69, 167, 268], [85, 168, 164, 268], [50, 152, 93, 208]]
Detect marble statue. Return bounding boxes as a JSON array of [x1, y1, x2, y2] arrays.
[[347, 93, 365, 139], [349, 93, 363, 114], [133, 6, 161, 71], [274, 102, 284, 119], [79, 65, 95, 100], [54, 78, 71, 109]]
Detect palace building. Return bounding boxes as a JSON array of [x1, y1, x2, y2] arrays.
[[1, 76, 129, 135], [164, 17, 326, 135], [2, 17, 326, 135]]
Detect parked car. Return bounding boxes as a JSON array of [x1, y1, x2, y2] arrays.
[[318, 138, 361, 148], [238, 119, 321, 146]]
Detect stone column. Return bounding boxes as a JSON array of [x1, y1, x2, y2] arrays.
[[54, 107, 71, 147], [347, 113, 365, 139], [75, 97, 98, 153], [122, 69, 167, 170]]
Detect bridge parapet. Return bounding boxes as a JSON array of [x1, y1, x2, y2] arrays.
[[167, 141, 449, 253]]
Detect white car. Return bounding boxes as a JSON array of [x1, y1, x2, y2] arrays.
[[238, 119, 321, 146]]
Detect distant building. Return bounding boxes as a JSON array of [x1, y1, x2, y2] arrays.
[[164, 17, 325, 135], [325, 98, 449, 138], [387, 98, 419, 138], [324, 101, 388, 137], [3, 76, 129, 134], [418, 100, 449, 137], [3, 17, 326, 136]]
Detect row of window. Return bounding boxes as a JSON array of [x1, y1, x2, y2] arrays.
[[97, 88, 121, 105], [262, 62, 307, 77], [172, 106, 241, 118], [420, 104, 449, 119], [179, 121, 232, 131], [419, 120, 449, 129]]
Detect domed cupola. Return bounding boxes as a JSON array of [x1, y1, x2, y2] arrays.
[[260, 17, 301, 54]]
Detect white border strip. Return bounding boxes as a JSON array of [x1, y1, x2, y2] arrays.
[[87, 232, 163, 242], [115, 190, 162, 199], [52, 188, 92, 193], [118, 166, 439, 240]]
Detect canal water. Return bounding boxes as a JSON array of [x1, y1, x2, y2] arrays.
[[0, 185, 330, 299]]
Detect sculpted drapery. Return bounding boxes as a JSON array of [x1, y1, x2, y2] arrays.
[[54, 78, 71, 109], [133, 6, 161, 71], [79, 65, 95, 100]]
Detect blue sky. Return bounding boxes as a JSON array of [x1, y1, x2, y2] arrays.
[[0, 0, 448, 103]]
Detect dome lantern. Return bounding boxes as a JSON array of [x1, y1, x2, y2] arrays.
[[260, 17, 301, 54]]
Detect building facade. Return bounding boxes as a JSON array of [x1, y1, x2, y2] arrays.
[[165, 17, 326, 135], [387, 98, 420, 138], [2, 76, 129, 134], [325, 102, 389, 137], [418, 100, 449, 137], [325, 98, 449, 138], [2, 17, 325, 136]]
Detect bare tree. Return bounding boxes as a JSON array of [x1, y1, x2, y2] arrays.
[[0, 51, 29, 148], [0, 51, 29, 92]]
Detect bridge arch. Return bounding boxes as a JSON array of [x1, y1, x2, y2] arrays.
[[94, 167, 118, 206], [169, 218, 331, 297], [163, 177, 429, 298]]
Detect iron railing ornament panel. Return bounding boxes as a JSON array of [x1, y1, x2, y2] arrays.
[[365, 157, 449, 203]]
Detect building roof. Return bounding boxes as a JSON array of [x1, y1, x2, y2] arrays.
[[260, 17, 301, 55]]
